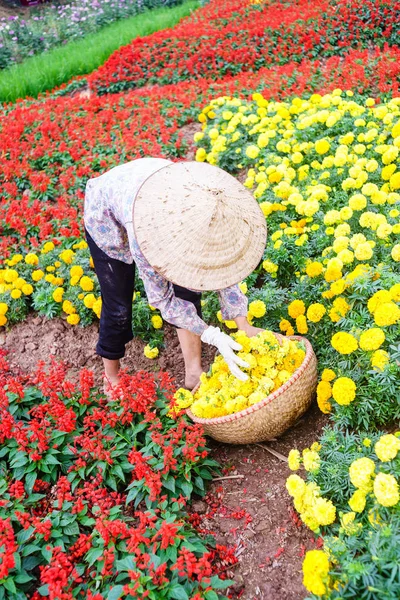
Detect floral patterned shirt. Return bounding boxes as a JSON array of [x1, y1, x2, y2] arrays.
[[84, 157, 248, 335]]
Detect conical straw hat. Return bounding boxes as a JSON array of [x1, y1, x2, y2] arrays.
[[133, 161, 267, 291]]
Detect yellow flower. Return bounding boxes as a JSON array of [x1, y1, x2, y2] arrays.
[[83, 293, 96, 309], [302, 550, 330, 597], [151, 315, 163, 329], [248, 300, 266, 318], [391, 244, 400, 261], [195, 148, 206, 162], [11, 289, 22, 299], [331, 331, 358, 354], [371, 349, 389, 371], [302, 449, 320, 473], [41, 241, 55, 254], [367, 290, 392, 313], [288, 449, 301, 471], [349, 457, 375, 491], [3, 269, 18, 283], [25, 253, 39, 266], [332, 376, 356, 405], [296, 314, 308, 334], [79, 276, 94, 292], [52, 287, 64, 303], [315, 139, 330, 155], [0, 303, 8, 316], [92, 298, 102, 318], [306, 303, 326, 323], [348, 489, 367, 513], [359, 328, 385, 351], [0, 315, 7, 327], [67, 314, 80, 325], [70, 265, 84, 279], [32, 269, 44, 282], [390, 283, 400, 301], [59, 249, 75, 264], [144, 345, 159, 359], [288, 299, 305, 318], [373, 472, 399, 507], [239, 282, 248, 294], [286, 474, 306, 498], [374, 302, 400, 326], [21, 284, 33, 295], [316, 381, 332, 414], [245, 145, 260, 159], [374, 434, 400, 462], [354, 242, 373, 261], [62, 300, 76, 315], [321, 368, 336, 382], [306, 261, 323, 277]]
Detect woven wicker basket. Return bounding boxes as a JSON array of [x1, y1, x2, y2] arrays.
[[187, 335, 318, 444]]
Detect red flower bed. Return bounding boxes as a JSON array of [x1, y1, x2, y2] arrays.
[[87, 0, 400, 95], [1, 46, 400, 259], [0, 352, 235, 599]]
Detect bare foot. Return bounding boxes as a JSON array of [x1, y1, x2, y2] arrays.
[[103, 375, 120, 400]]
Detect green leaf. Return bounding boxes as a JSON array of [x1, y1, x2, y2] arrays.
[[25, 472, 37, 495], [169, 585, 189, 600], [17, 526, 34, 544], [15, 572, 33, 584], [63, 522, 80, 536], [86, 547, 104, 567], [204, 592, 219, 600], [2, 579, 16, 594], [22, 555, 43, 571], [115, 556, 136, 572], [37, 584, 49, 596], [44, 454, 61, 465], [22, 544, 40, 557], [163, 476, 176, 492], [107, 586, 124, 600], [180, 480, 193, 498], [210, 575, 233, 590]]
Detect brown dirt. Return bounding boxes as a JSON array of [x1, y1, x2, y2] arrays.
[[2, 313, 328, 600]]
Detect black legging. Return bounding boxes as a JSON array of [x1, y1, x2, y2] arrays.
[[85, 229, 202, 360]]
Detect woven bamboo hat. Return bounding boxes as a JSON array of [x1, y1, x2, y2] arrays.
[[133, 161, 267, 291]]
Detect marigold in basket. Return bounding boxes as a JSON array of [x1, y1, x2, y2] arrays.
[[173, 330, 306, 419]]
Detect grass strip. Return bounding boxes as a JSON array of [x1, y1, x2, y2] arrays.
[[0, 0, 199, 104]]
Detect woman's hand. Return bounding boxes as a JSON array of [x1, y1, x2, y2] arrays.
[[234, 316, 263, 338]]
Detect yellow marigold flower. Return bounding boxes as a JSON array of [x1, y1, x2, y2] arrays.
[[354, 242, 373, 261], [239, 282, 248, 294], [59, 249, 75, 264], [151, 315, 163, 329], [348, 489, 367, 513], [45, 274, 55, 284], [288, 449, 301, 471], [41, 241, 55, 254], [195, 148, 206, 162], [374, 434, 400, 462], [391, 244, 400, 261], [248, 300, 266, 318], [144, 345, 159, 359], [316, 383, 332, 414], [302, 449, 320, 473], [70, 265, 84, 279], [0, 303, 8, 316], [288, 299, 305, 318], [390, 283, 400, 301], [374, 302, 400, 326], [331, 331, 358, 354], [349, 457, 375, 491], [367, 290, 392, 313], [25, 253, 39, 266], [332, 376, 356, 405], [302, 550, 330, 597], [62, 300, 76, 315], [3, 269, 18, 283], [321, 368, 336, 382], [11, 289, 22, 299], [349, 193, 367, 211], [279, 319, 291, 333], [296, 314, 308, 334], [306, 261, 323, 277], [92, 298, 102, 318], [371, 349, 389, 371], [21, 284, 33, 295], [80, 276, 94, 292], [46, 266, 55, 273], [32, 269, 44, 282], [52, 287, 64, 303], [286, 474, 306, 498], [245, 144, 260, 159], [67, 314, 80, 325], [373, 472, 399, 507], [359, 328, 385, 351], [0, 315, 7, 327], [315, 139, 330, 155], [306, 303, 326, 323], [263, 260, 278, 274], [313, 497, 336, 526], [83, 293, 96, 309]]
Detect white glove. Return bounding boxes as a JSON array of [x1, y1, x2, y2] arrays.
[[201, 326, 249, 381]]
